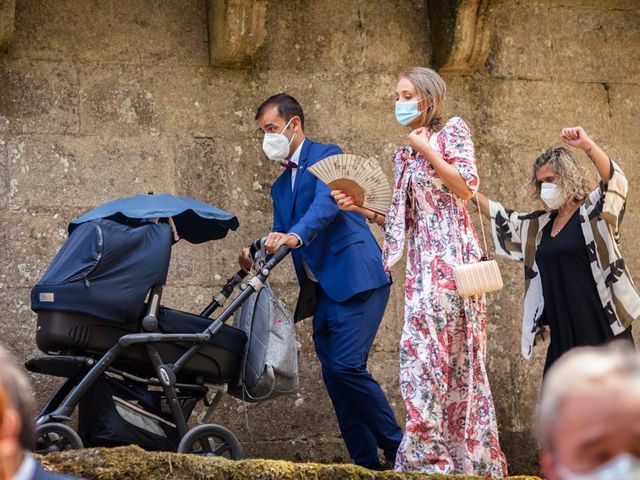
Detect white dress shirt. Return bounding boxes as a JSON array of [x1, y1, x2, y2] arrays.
[[285, 139, 317, 282], [288, 138, 305, 190]]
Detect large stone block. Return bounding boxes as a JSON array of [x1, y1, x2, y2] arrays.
[[0, 137, 7, 210], [500, 431, 541, 476], [0, 286, 64, 411], [0, 286, 38, 360], [430, 0, 495, 75], [6, 135, 175, 209], [242, 437, 349, 463], [209, 325, 341, 443], [487, 2, 640, 83], [6, 0, 209, 64], [256, 0, 431, 74], [258, 71, 405, 148], [78, 63, 162, 137], [174, 136, 275, 214], [459, 78, 611, 147], [608, 83, 640, 146], [78, 64, 262, 138], [166, 240, 215, 288], [0, 0, 15, 49], [207, 0, 267, 67], [0, 61, 79, 134], [370, 286, 405, 355], [0, 209, 73, 289], [522, 0, 639, 10]]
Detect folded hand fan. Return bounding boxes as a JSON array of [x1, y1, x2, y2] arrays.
[[308, 154, 392, 215]]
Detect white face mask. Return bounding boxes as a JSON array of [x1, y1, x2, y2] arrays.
[[540, 182, 564, 210], [558, 453, 640, 480], [262, 118, 296, 161]]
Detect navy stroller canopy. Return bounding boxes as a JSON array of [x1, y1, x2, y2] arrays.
[[32, 219, 172, 324], [32, 194, 239, 324]]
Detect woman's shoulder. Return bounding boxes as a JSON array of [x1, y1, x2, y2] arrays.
[[439, 116, 471, 135]]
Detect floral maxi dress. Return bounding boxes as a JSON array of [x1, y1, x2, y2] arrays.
[[383, 117, 508, 477]]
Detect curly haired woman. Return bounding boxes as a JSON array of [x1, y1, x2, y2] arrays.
[[477, 127, 639, 371]]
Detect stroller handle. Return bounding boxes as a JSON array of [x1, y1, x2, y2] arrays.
[[199, 269, 248, 318], [200, 238, 289, 319], [209, 242, 290, 325], [250, 237, 291, 263], [267, 244, 290, 264]]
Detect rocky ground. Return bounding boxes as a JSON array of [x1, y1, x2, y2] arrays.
[[40, 445, 541, 480]]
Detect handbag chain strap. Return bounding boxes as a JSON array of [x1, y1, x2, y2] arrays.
[[472, 193, 491, 259], [449, 190, 491, 261]]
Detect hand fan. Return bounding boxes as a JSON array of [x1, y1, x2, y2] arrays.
[[308, 154, 392, 215]]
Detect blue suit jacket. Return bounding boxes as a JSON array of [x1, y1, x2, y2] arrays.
[[271, 138, 389, 317]]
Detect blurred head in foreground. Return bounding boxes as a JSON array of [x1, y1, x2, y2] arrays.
[[537, 342, 640, 479]]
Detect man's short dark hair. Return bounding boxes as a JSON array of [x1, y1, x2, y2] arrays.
[[255, 93, 305, 129]]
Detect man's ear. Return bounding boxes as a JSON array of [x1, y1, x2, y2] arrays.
[[291, 116, 302, 132], [541, 451, 560, 480], [0, 408, 20, 441]]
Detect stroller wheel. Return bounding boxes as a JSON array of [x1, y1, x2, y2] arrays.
[[35, 423, 83, 454], [177, 424, 243, 459]]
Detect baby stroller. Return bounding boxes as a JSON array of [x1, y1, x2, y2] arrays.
[[26, 195, 290, 459]]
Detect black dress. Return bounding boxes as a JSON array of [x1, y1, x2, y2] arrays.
[[535, 210, 632, 371]]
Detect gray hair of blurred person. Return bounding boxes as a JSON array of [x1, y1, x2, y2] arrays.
[[536, 343, 640, 451], [0, 345, 36, 450]]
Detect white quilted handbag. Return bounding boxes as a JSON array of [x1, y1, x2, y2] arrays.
[[453, 194, 503, 298]]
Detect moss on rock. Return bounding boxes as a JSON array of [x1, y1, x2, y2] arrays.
[[40, 445, 541, 480]]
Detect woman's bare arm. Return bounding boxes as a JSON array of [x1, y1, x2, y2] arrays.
[[561, 126, 611, 182], [475, 192, 491, 219]]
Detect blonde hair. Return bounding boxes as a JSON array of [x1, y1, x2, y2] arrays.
[[529, 147, 592, 208], [400, 67, 446, 131]]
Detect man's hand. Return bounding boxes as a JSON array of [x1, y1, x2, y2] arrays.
[[264, 232, 300, 254], [238, 247, 254, 273], [561, 126, 593, 152]]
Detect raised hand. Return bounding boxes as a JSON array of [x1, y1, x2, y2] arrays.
[[331, 190, 362, 213], [561, 126, 593, 151], [407, 127, 432, 155]]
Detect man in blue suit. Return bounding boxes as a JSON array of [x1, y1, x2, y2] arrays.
[[239, 93, 402, 470]]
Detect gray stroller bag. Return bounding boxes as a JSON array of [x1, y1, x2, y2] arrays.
[[229, 280, 299, 402]]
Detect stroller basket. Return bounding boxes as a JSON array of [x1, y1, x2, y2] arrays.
[[78, 374, 197, 451]]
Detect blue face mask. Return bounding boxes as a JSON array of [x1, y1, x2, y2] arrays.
[[395, 100, 422, 126]]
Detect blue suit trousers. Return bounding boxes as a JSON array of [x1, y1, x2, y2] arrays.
[[312, 284, 402, 468]]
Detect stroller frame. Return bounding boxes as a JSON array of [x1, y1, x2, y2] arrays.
[[30, 245, 290, 456]]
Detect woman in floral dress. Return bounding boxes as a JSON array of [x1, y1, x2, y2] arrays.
[[332, 67, 507, 477]]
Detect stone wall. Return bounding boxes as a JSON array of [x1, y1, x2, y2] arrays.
[[1, 0, 638, 475]]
